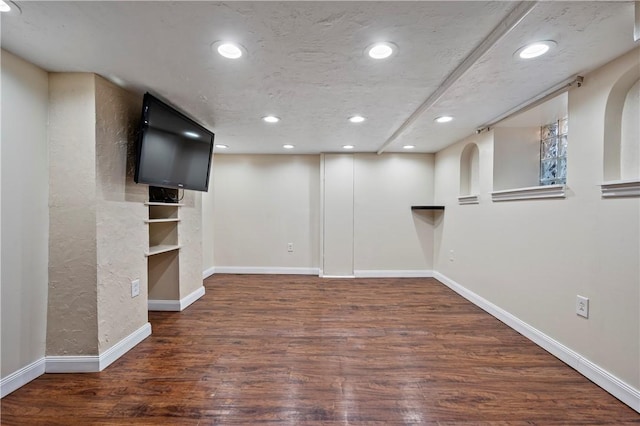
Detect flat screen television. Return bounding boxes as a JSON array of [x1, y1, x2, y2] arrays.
[[134, 93, 214, 192]]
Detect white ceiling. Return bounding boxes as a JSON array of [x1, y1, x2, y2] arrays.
[[1, 1, 637, 154]]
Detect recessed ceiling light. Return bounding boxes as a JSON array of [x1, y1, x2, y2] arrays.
[[343, 145, 355, 150], [263, 115, 280, 123], [215, 144, 229, 149], [212, 41, 246, 59], [367, 42, 397, 59], [0, 0, 20, 15], [283, 144, 295, 149], [435, 116, 453, 123], [349, 115, 366, 123], [516, 40, 556, 59], [403, 145, 415, 150]]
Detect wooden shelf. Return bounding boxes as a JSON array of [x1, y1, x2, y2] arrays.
[[411, 205, 445, 210], [145, 218, 181, 224], [146, 244, 181, 257]]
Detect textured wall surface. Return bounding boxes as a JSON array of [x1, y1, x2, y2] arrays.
[[95, 76, 147, 353], [434, 49, 639, 389], [47, 73, 99, 355], [178, 190, 203, 298], [1, 50, 49, 377]]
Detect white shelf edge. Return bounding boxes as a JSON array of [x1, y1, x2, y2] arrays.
[[145, 202, 185, 206], [145, 218, 181, 224], [458, 194, 479, 205], [145, 244, 181, 257], [601, 179, 640, 198], [492, 184, 566, 202]]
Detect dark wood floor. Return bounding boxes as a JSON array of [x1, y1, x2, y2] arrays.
[[2, 275, 639, 425]]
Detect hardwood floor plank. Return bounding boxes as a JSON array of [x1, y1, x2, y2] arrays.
[[1, 275, 638, 424]]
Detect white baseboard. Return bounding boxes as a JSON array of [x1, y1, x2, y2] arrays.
[[320, 275, 355, 278], [354, 269, 434, 278], [148, 285, 205, 311], [433, 271, 640, 414], [213, 266, 320, 275], [202, 266, 216, 279], [45, 322, 152, 374], [1, 358, 46, 398]]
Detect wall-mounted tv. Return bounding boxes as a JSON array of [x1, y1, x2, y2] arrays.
[[134, 93, 214, 192]]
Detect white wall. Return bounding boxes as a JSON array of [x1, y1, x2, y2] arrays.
[[434, 49, 640, 392], [212, 155, 320, 271], [0, 50, 49, 377], [353, 154, 434, 272], [493, 127, 540, 190], [620, 79, 639, 179], [202, 163, 215, 275]]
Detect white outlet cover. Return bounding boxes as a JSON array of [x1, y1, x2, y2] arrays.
[[576, 295, 589, 318], [131, 279, 140, 298]]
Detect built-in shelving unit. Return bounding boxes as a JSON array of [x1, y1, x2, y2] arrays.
[[145, 202, 182, 306]]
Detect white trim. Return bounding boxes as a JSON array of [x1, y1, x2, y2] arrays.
[[354, 270, 434, 278], [202, 266, 216, 279], [458, 194, 479, 205], [212, 266, 320, 275], [180, 286, 205, 310], [45, 323, 152, 373], [433, 272, 640, 413], [98, 322, 151, 370], [601, 179, 640, 198], [148, 299, 181, 311], [491, 184, 566, 202], [1, 358, 46, 398], [320, 275, 355, 279], [148, 286, 206, 311]]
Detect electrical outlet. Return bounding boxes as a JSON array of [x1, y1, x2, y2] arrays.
[[131, 279, 140, 298], [576, 295, 589, 318], [449, 249, 455, 262], [287, 242, 294, 252]]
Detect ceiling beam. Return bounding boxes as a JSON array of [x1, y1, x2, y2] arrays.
[[376, 1, 538, 155]]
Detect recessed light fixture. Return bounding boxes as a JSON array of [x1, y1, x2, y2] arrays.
[[0, 0, 20, 15], [215, 144, 229, 149], [212, 41, 246, 59], [263, 115, 280, 123], [434, 116, 453, 123], [516, 40, 556, 59], [349, 115, 366, 123], [343, 145, 355, 150], [283, 144, 295, 149], [403, 145, 415, 150], [366, 42, 397, 59]]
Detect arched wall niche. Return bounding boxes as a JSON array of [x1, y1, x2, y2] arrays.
[[603, 63, 640, 182], [459, 142, 480, 196]]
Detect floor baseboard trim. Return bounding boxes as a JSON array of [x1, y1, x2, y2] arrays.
[[213, 266, 320, 275], [433, 271, 640, 413], [98, 322, 152, 371], [1, 358, 46, 398], [45, 323, 152, 374], [149, 286, 205, 311], [202, 266, 216, 279], [354, 270, 434, 278], [320, 275, 355, 278]]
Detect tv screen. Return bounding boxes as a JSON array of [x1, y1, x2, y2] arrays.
[[134, 93, 214, 192]]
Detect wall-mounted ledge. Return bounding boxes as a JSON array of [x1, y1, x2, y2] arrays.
[[601, 179, 640, 198], [491, 184, 566, 202], [458, 195, 479, 205], [411, 205, 445, 210]]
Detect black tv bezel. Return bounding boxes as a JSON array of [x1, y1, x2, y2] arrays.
[[134, 92, 214, 192]]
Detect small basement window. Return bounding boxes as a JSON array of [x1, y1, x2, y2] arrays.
[[540, 118, 568, 185]]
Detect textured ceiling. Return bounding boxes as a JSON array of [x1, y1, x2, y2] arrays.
[[1, 1, 638, 154]]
